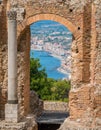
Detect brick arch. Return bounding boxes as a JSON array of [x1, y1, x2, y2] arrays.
[[17, 13, 79, 38], [17, 13, 82, 117], [27, 14, 76, 34], [18, 13, 83, 90], [17, 6, 95, 124]]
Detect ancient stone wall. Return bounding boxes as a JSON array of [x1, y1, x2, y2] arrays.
[[16, 0, 84, 120], [94, 0, 101, 85], [93, 0, 101, 124], [60, 1, 101, 129], [68, 1, 101, 129], [0, 0, 100, 129], [17, 27, 30, 118]]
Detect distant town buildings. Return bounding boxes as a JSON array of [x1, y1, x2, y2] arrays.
[[31, 36, 72, 77], [30, 21, 72, 78]]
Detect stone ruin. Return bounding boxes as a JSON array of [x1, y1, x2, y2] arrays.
[[0, 0, 101, 130]]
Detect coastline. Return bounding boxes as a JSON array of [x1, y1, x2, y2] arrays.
[[57, 67, 69, 75], [49, 53, 64, 61], [31, 48, 63, 61], [49, 51, 70, 78], [57, 67, 70, 79], [31, 49, 70, 79]]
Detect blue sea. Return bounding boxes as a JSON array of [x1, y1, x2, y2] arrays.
[[30, 50, 68, 80]]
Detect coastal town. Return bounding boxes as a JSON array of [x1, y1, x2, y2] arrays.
[[30, 21, 72, 79]]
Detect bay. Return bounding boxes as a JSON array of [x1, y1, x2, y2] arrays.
[[30, 50, 68, 80]]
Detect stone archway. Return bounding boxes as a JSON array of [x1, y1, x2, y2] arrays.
[[18, 14, 76, 115], [0, 0, 101, 130], [17, 13, 82, 117]]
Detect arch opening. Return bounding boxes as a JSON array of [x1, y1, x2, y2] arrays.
[[17, 13, 82, 119], [30, 20, 72, 102], [29, 20, 73, 129]]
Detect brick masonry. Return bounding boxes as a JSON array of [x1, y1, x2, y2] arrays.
[[0, 0, 101, 129]]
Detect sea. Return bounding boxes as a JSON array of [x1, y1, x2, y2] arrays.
[[30, 50, 68, 80]]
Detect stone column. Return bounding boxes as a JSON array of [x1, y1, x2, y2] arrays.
[[7, 11, 18, 104], [5, 11, 19, 123]]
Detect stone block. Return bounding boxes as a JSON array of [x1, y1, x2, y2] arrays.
[[5, 104, 19, 123]]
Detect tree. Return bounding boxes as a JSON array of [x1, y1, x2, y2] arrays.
[[30, 57, 71, 102], [51, 80, 70, 101], [30, 58, 47, 97]]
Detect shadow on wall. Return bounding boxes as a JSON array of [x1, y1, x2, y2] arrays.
[[82, 3, 92, 83]]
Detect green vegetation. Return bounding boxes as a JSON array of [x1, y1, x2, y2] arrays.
[[30, 58, 71, 102]]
